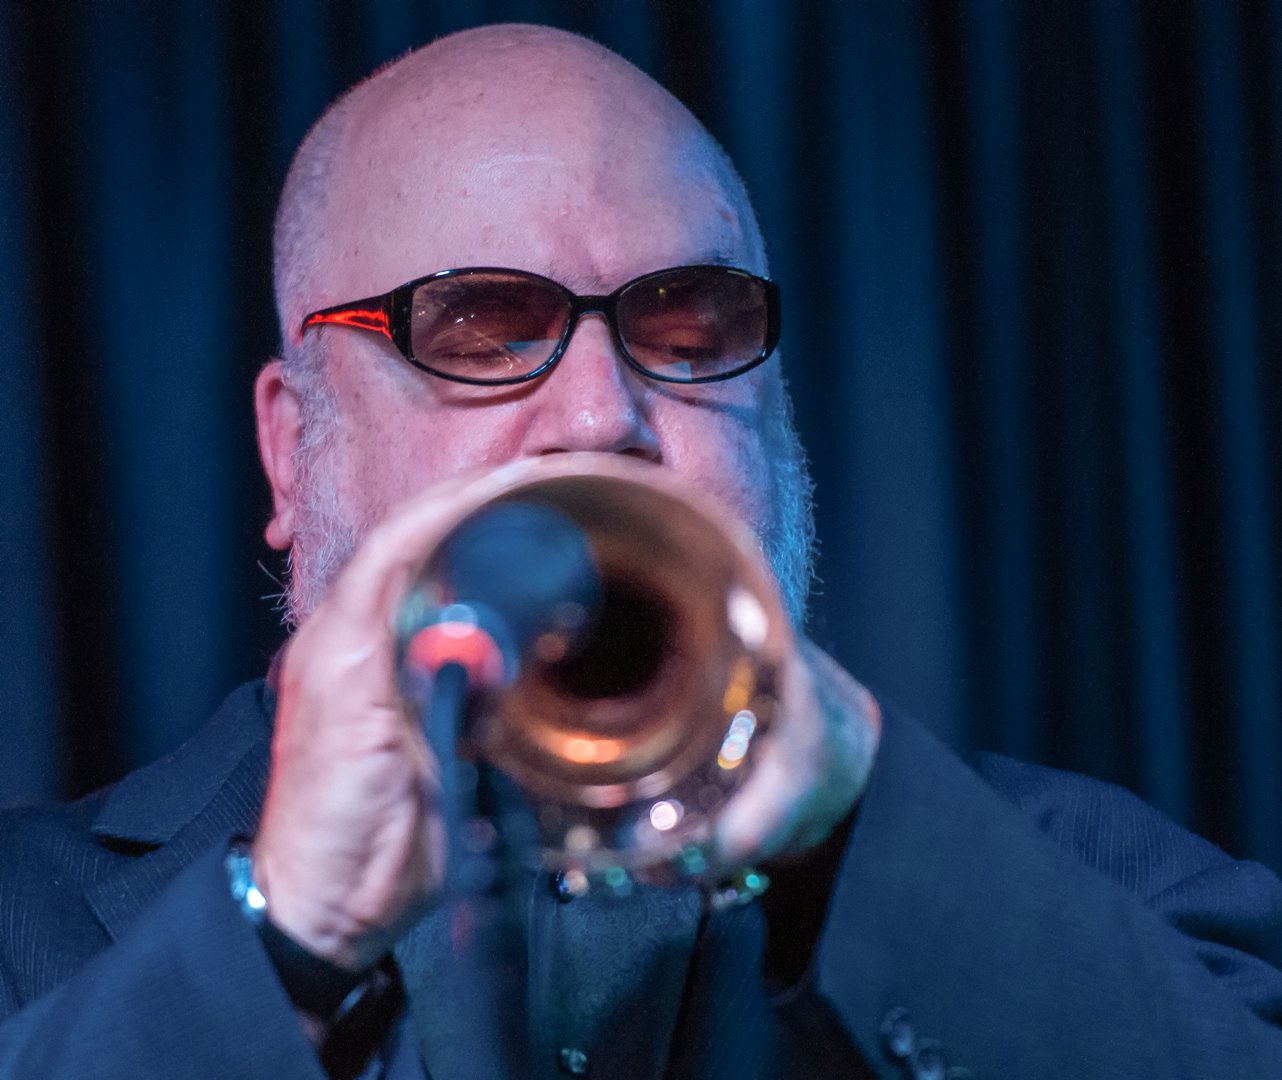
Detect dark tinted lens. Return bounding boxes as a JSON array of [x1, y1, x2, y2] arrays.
[[615, 267, 769, 381], [410, 272, 570, 382]]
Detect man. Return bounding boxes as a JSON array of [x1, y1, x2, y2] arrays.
[[1, 23, 1280, 1080]]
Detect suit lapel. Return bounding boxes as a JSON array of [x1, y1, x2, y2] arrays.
[[84, 680, 274, 941]]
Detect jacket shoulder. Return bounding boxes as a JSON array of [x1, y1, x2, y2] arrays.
[[0, 788, 122, 891], [968, 750, 1245, 897], [0, 789, 130, 1011], [0, 678, 274, 1016], [969, 751, 1282, 1021]]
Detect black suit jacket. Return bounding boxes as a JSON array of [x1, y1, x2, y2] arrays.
[[0, 678, 1280, 1078]]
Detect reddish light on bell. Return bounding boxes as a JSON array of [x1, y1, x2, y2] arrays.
[[405, 621, 505, 686]]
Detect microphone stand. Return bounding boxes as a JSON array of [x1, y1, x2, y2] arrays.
[[421, 659, 532, 1080]]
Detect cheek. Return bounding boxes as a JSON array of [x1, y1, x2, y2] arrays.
[[652, 402, 771, 534], [326, 369, 532, 524]]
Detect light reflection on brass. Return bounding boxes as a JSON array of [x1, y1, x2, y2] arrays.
[[649, 800, 682, 831], [560, 737, 623, 764], [717, 709, 757, 770], [722, 657, 755, 715]]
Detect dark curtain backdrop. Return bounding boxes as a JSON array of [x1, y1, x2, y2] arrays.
[[3, 0, 1282, 874]]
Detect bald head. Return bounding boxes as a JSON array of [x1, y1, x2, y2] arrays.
[[262, 25, 813, 629], [274, 25, 763, 353]]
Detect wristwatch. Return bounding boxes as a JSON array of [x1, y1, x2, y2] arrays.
[[225, 840, 405, 1080]]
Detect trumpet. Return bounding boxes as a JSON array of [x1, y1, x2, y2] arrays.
[[394, 453, 790, 893]]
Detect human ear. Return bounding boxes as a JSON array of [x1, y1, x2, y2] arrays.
[[255, 360, 302, 551]]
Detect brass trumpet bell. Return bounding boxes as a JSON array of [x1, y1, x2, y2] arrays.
[[397, 453, 791, 885]]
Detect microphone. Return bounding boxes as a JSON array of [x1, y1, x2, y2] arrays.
[[399, 500, 602, 895]]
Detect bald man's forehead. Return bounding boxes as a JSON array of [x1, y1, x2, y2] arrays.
[[339, 30, 696, 194], [314, 62, 756, 302]]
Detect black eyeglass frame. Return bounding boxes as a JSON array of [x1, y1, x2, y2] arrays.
[[299, 264, 782, 387]]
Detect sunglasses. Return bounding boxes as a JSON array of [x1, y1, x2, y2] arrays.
[[299, 264, 781, 386]]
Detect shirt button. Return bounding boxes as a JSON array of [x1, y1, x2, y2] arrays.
[[911, 1038, 947, 1080], [559, 1047, 589, 1074], [880, 1007, 915, 1060], [552, 871, 575, 902], [551, 869, 589, 902]]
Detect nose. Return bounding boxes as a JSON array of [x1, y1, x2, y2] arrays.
[[518, 314, 661, 460]]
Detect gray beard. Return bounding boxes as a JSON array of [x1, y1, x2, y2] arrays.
[[283, 373, 816, 632], [282, 368, 359, 629]]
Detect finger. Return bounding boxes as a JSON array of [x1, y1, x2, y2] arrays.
[[321, 470, 502, 630], [323, 456, 590, 639], [800, 641, 882, 822], [712, 643, 881, 869], [712, 650, 824, 867]]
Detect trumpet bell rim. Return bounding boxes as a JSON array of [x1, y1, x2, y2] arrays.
[[405, 452, 792, 879]]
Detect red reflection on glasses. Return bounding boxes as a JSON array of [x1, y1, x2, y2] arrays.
[[299, 305, 390, 343]]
